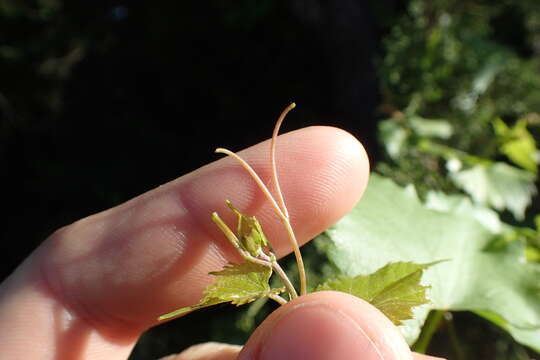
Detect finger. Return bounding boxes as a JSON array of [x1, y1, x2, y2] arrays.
[[160, 343, 241, 360], [0, 126, 369, 359], [158, 343, 448, 360], [239, 291, 412, 360]]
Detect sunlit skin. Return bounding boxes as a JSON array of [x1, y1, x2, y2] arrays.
[[0, 125, 444, 359]]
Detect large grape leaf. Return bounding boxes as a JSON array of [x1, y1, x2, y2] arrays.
[[322, 174, 540, 350], [158, 262, 284, 320], [316, 262, 433, 325]]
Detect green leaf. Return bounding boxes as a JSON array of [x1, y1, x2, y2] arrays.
[[450, 162, 536, 220], [424, 191, 503, 233], [158, 262, 284, 320], [378, 119, 408, 159], [316, 262, 434, 325], [321, 174, 540, 350], [378, 116, 453, 160], [494, 118, 539, 173], [409, 116, 453, 139], [471, 54, 505, 96], [226, 200, 269, 256]]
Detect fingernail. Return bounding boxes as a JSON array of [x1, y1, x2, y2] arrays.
[[253, 302, 384, 360]]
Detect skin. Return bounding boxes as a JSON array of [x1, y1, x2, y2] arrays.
[[0, 126, 445, 359]]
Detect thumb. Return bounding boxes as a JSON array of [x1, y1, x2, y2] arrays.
[[238, 291, 413, 360], [164, 291, 445, 360]]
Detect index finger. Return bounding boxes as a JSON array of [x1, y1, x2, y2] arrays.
[[0, 126, 369, 359]]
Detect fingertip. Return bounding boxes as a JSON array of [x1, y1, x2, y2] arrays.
[[262, 126, 370, 252], [295, 126, 370, 238], [239, 291, 412, 360], [161, 342, 242, 360]]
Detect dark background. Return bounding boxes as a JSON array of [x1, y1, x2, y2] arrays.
[[1, 0, 386, 282]]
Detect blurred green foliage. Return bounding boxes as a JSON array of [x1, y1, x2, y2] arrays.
[[373, 0, 540, 358], [376, 0, 540, 187]]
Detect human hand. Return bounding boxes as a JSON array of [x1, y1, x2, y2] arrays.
[[0, 126, 444, 359]]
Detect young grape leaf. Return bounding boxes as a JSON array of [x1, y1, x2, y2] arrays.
[[316, 262, 435, 325], [158, 262, 284, 320], [320, 174, 540, 351], [225, 200, 269, 256]]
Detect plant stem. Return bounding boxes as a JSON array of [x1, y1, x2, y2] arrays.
[[269, 102, 307, 296], [268, 293, 288, 305], [282, 218, 306, 295], [212, 212, 272, 268], [215, 148, 286, 220], [269, 257, 298, 299], [212, 212, 243, 249], [445, 312, 466, 360], [215, 147, 305, 297], [270, 102, 295, 218], [412, 310, 444, 354]]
